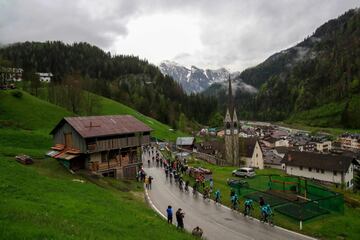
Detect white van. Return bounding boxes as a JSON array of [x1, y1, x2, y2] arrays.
[[232, 167, 256, 178]]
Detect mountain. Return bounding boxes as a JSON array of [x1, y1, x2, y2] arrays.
[[0, 42, 218, 128], [211, 9, 360, 128], [159, 60, 241, 93]]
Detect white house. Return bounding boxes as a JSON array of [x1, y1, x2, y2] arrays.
[[250, 140, 264, 169], [241, 138, 264, 169], [281, 151, 354, 189], [36, 72, 53, 82], [315, 140, 332, 152], [275, 139, 290, 147]]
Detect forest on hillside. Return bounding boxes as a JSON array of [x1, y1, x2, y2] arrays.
[[223, 9, 360, 128], [0, 42, 220, 130]]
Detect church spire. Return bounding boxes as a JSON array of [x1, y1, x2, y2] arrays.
[[228, 75, 234, 119]]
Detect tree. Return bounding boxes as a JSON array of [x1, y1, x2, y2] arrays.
[[209, 112, 224, 128], [24, 70, 40, 96], [178, 113, 187, 132], [63, 72, 83, 114]]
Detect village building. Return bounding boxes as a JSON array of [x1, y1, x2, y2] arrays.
[[0, 67, 23, 86], [224, 77, 240, 166], [275, 139, 290, 147], [48, 115, 152, 178], [338, 133, 360, 151], [260, 137, 277, 148], [195, 141, 224, 159], [314, 140, 332, 152], [240, 138, 264, 169], [263, 149, 284, 170], [176, 137, 195, 151], [281, 151, 354, 189], [36, 72, 53, 82]]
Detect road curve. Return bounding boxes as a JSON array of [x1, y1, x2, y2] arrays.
[[143, 153, 316, 240]]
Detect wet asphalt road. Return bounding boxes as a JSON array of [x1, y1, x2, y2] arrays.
[[143, 152, 315, 240]]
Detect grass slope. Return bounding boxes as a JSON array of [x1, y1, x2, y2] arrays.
[[0, 90, 193, 239], [0, 90, 73, 157], [0, 157, 193, 240], [0, 90, 72, 132], [92, 92, 186, 141]]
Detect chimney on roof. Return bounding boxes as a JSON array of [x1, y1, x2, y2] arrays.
[[288, 154, 292, 161]]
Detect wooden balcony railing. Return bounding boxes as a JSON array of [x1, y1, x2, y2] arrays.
[[87, 136, 151, 152]]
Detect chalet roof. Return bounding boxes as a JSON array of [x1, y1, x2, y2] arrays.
[[240, 137, 259, 158], [176, 137, 195, 146], [50, 115, 152, 139], [264, 150, 283, 165], [274, 146, 294, 154], [195, 141, 224, 155], [281, 151, 353, 172]]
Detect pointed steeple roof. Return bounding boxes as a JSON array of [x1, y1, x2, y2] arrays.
[[224, 109, 232, 123], [227, 75, 234, 119], [232, 109, 238, 123]]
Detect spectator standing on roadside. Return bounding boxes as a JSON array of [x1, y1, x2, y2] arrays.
[[166, 205, 173, 224], [176, 208, 185, 229]]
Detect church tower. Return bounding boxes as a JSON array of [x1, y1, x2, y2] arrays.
[[224, 76, 239, 165]]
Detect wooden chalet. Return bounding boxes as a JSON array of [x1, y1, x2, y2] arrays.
[[48, 115, 152, 178]]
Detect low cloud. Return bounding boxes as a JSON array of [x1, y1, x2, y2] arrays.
[[0, 0, 358, 71]]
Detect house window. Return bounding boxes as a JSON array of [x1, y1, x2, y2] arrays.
[[333, 171, 337, 176], [347, 181, 349, 187], [256, 153, 258, 158], [321, 169, 325, 174], [316, 168, 319, 173], [300, 166, 303, 170], [309, 167, 312, 172]]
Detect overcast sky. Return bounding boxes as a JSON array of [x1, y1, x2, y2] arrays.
[[0, 0, 358, 71]]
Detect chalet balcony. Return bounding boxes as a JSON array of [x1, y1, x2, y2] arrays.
[[98, 161, 119, 171], [87, 135, 150, 153]]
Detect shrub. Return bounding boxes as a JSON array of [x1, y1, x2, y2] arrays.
[[11, 90, 23, 99]]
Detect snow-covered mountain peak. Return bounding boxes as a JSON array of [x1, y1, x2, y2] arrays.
[[159, 60, 241, 94]]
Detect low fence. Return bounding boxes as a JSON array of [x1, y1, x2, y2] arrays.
[[177, 147, 228, 166]]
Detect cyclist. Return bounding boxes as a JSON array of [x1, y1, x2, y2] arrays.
[[244, 199, 254, 216], [265, 204, 274, 225], [214, 189, 221, 204], [231, 193, 239, 210]]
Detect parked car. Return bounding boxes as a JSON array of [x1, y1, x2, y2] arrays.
[[232, 167, 256, 178], [227, 178, 249, 188]]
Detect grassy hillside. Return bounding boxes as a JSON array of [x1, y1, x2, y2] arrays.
[[0, 90, 73, 157], [286, 101, 346, 128], [0, 156, 194, 240], [0, 89, 193, 239], [92, 92, 186, 141], [0, 90, 73, 132], [285, 96, 360, 136]]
